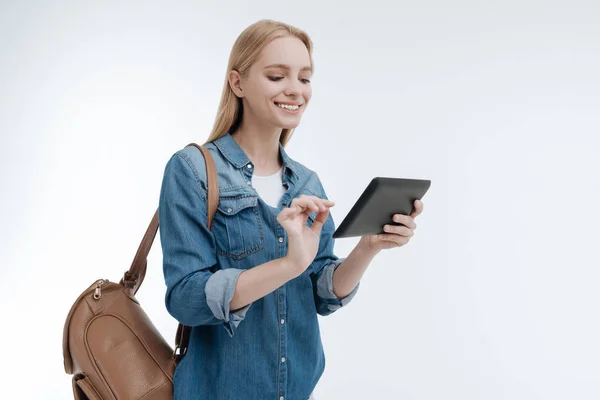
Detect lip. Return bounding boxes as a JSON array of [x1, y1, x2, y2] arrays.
[[273, 102, 304, 115], [274, 101, 303, 106]]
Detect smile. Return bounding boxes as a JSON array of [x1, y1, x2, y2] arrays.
[[274, 102, 302, 112]]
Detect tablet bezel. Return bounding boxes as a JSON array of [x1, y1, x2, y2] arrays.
[[332, 177, 430, 239]]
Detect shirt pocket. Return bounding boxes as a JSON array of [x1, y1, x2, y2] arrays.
[[212, 194, 264, 260]]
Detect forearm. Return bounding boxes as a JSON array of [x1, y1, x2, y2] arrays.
[[332, 238, 379, 298], [229, 256, 297, 311]]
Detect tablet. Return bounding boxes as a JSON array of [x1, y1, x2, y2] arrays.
[[332, 177, 431, 239]]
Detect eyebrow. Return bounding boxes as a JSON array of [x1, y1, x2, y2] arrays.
[[263, 63, 312, 73]]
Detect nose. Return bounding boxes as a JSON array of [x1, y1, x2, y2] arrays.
[[283, 79, 303, 99]]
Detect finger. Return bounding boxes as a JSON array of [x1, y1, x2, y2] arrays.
[[383, 224, 414, 237], [393, 214, 416, 230], [309, 207, 329, 233], [279, 204, 312, 222], [293, 197, 321, 216], [298, 194, 335, 206], [298, 194, 334, 212], [315, 198, 329, 212], [379, 233, 409, 247], [277, 207, 298, 222], [410, 199, 423, 218], [293, 202, 312, 215], [291, 196, 334, 216], [290, 198, 319, 216]]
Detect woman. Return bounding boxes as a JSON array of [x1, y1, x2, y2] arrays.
[[158, 19, 423, 400]]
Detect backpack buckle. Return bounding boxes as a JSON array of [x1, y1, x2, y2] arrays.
[[173, 345, 187, 360], [120, 271, 139, 288]]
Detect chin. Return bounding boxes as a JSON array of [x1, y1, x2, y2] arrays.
[[271, 114, 302, 129], [278, 120, 301, 130]]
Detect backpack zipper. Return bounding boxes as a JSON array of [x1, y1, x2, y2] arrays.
[[92, 279, 109, 300]]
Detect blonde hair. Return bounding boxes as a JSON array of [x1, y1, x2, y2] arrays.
[[203, 19, 314, 148]]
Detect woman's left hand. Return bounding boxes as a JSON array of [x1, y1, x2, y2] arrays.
[[360, 199, 424, 253]]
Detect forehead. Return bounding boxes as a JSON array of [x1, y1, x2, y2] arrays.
[[255, 36, 312, 72]]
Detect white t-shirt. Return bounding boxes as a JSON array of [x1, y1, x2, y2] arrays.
[[251, 166, 286, 208]]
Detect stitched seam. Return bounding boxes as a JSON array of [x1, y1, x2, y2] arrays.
[[277, 287, 281, 398], [218, 194, 258, 202], [216, 241, 264, 259], [84, 319, 118, 400], [176, 152, 208, 202], [214, 136, 243, 167], [220, 184, 248, 192], [214, 195, 264, 260], [75, 374, 103, 399], [139, 380, 169, 400]]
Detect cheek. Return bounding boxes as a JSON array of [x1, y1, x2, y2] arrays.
[[247, 79, 276, 103], [303, 89, 312, 104], [260, 79, 281, 98]]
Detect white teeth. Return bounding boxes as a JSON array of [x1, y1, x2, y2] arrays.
[[275, 103, 299, 111]]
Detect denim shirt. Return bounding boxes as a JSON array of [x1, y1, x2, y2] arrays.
[[158, 131, 360, 400]]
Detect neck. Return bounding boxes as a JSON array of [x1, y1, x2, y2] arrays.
[[231, 124, 282, 170]]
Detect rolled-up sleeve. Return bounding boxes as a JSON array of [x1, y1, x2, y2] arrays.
[[310, 176, 360, 316], [159, 152, 251, 337]]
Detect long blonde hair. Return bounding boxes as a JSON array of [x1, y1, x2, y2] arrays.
[[203, 19, 314, 148]]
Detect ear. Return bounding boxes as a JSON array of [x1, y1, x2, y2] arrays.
[[228, 70, 244, 98]]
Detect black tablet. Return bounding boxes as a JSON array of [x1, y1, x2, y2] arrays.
[[332, 177, 431, 239]]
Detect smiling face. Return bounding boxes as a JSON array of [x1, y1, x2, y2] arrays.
[[229, 36, 313, 131]]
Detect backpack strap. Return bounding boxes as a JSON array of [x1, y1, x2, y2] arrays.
[[119, 142, 219, 363], [173, 143, 219, 361]]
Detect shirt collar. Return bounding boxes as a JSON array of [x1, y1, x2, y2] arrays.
[[213, 130, 298, 178]]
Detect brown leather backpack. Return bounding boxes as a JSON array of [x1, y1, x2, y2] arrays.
[[62, 143, 219, 400]]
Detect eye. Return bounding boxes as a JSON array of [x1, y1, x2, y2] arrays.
[[268, 76, 311, 84]]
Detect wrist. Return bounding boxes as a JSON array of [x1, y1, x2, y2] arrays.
[[280, 256, 303, 279], [358, 236, 380, 257]]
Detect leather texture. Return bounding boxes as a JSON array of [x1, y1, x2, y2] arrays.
[[63, 143, 218, 399]]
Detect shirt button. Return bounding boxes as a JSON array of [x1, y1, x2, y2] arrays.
[[247, 181, 251, 185], [247, 164, 252, 168], [280, 397, 284, 400], [281, 357, 286, 363], [227, 208, 232, 213], [278, 237, 284, 243], [280, 319, 285, 324]]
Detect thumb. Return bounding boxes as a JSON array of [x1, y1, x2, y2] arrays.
[[310, 207, 330, 235]]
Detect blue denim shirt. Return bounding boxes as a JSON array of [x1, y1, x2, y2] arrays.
[[158, 131, 360, 400]]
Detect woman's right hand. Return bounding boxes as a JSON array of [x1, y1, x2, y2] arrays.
[[276, 194, 335, 277]]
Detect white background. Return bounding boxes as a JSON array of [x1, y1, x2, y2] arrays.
[[1, 1, 599, 399]]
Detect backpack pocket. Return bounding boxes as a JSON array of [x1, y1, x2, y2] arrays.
[[86, 314, 172, 400], [72, 373, 102, 400]]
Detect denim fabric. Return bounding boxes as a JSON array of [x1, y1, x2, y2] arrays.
[[158, 131, 360, 400]]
